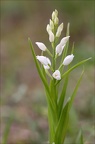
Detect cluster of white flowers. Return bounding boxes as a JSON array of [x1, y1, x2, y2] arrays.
[[35, 10, 74, 80]]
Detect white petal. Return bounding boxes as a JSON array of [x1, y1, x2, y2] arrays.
[[60, 36, 70, 46], [54, 17, 59, 25], [49, 19, 54, 30], [56, 43, 65, 56], [49, 31, 54, 42], [56, 23, 63, 37], [46, 24, 51, 33], [52, 11, 56, 20], [35, 42, 47, 51], [46, 57, 51, 66], [36, 56, 51, 66], [52, 70, 61, 80], [44, 65, 50, 70], [63, 54, 74, 65]]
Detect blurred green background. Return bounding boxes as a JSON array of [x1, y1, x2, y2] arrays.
[[0, 0, 94, 144]]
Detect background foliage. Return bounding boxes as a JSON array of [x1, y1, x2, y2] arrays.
[[0, 1, 94, 144]]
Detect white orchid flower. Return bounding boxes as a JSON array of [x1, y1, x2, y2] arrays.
[[60, 36, 70, 46], [35, 42, 47, 51], [56, 23, 63, 37], [55, 36, 70, 56], [49, 30, 54, 42], [36, 56, 51, 69], [56, 43, 65, 56], [52, 70, 61, 80], [63, 54, 74, 65]]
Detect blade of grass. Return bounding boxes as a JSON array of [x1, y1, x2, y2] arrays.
[[76, 130, 84, 144], [2, 112, 14, 144]]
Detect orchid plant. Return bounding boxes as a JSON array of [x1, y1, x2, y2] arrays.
[[28, 10, 91, 144]]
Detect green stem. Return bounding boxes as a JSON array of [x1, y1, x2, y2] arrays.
[[46, 48, 53, 57]]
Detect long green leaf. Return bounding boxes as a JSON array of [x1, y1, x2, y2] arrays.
[[45, 90, 57, 144], [49, 79, 58, 126], [54, 98, 70, 144], [56, 57, 91, 85], [28, 38, 49, 94], [48, 106, 55, 143], [58, 74, 69, 118], [29, 39, 57, 130], [55, 69, 84, 144], [58, 42, 75, 119], [68, 69, 84, 111]]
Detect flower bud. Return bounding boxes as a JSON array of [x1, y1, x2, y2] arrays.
[[63, 54, 74, 65], [49, 30, 54, 42], [56, 23, 63, 37], [35, 42, 47, 51], [60, 36, 70, 46], [52, 70, 61, 80], [46, 24, 51, 33], [52, 11, 55, 21], [49, 19, 54, 30], [52, 9, 58, 21], [54, 17, 59, 25], [36, 56, 51, 67], [55, 9, 58, 16]]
